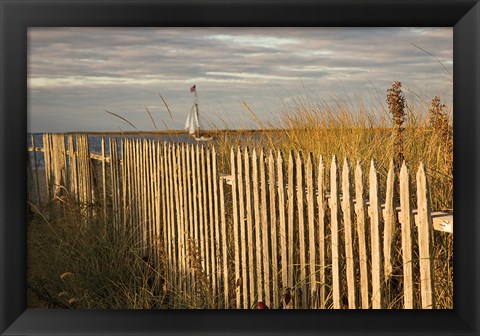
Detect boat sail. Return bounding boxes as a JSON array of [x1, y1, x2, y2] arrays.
[[185, 85, 212, 141]]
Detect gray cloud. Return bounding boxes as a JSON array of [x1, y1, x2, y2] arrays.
[[28, 27, 452, 132]]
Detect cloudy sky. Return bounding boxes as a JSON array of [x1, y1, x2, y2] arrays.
[[28, 27, 452, 133]]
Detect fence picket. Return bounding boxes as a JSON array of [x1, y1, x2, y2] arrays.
[[342, 158, 356, 309], [252, 149, 263, 303], [277, 151, 288, 308], [354, 161, 369, 309], [304, 153, 316, 309], [329, 156, 342, 309], [237, 147, 248, 309], [317, 156, 327, 309], [260, 149, 271, 306], [399, 161, 414, 308], [231, 148, 241, 308], [296, 152, 307, 308], [383, 159, 396, 280], [268, 151, 279, 308], [369, 160, 384, 309], [244, 148, 256, 307], [416, 163, 435, 309]]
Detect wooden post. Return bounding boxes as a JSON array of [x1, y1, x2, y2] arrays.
[[342, 157, 356, 309], [219, 147, 229, 308], [383, 159, 396, 280], [237, 147, 248, 308], [416, 162, 435, 309], [212, 146, 222, 307], [287, 151, 295, 301], [296, 152, 307, 308], [317, 156, 327, 309], [231, 148, 242, 308], [399, 161, 414, 309], [305, 153, 316, 309], [260, 149, 271, 306], [252, 149, 264, 303], [354, 161, 369, 309], [369, 160, 384, 309], [268, 150, 279, 309], [277, 151, 288, 307], [244, 147, 256, 307], [329, 156, 342, 309]]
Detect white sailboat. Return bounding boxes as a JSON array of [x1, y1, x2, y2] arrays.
[[185, 85, 213, 141]]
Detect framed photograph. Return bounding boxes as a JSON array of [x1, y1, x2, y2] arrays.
[[1, 0, 479, 335]]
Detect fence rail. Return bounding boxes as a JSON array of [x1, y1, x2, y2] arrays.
[[27, 133, 453, 309]]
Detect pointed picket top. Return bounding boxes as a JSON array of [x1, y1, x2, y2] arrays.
[[342, 157, 351, 203]]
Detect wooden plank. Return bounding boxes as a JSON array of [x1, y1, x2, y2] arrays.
[[200, 146, 211, 291], [237, 147, 248, 308], [212, 146, 222, 307], [317, 156, 327, 309], [191, 145, 200, 296], [369, 160, 384, 309], [218, 146, 229, 308], [383, 159, 396, 280], [260, 149, 271, 307], [68, 135, 78, 203], [206, 146, 217, 303], [167, 144, 176, 289], [277, 151, 288, 306], [231, 148, 242, 308], [329, 156, 342, 309], [399, 161, 414, 309], [287, 151, 295, 300], [178, 145, 187, 296], [341, 157, 356, 309], [305, 153, 316, 309], [296, 152, 307, 308], [185, 145, 194, 290], [197, 145, 206, 274], [252, 149, 263, 302], [354, 161, 369, 309], [416, 162, 435, 309], [244, 147, 256, 307], [268, 151, 279, 309]]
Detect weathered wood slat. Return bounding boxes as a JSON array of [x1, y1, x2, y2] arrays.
[[305, 153, 316, 309], [244, 148, 256, 307], [260, 149, 271, 307], [354, 161, 369, 309], [237, 147, 248, 309], [369, 160, 384, 309], [277, 151, 288, 308], [383, 159, 396, 280], [287, 152, 295, 303], [399, 161, 414, 309], [252, 149, 263, 302], [329, 156, 342, 309], [342, 158, 356, 309], [317, 156, 327, 309], [416, 163, 435, 309], [296, 152, 307, 308], [231, 148, 242, 308], [268, 151, 279, 309]]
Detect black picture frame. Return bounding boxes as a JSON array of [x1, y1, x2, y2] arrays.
[[1, 1, 478, 335]]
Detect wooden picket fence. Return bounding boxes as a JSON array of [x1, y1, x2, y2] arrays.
[[27, 133, 453, 309]]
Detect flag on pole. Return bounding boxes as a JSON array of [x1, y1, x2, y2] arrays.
[[190, 85, 196, 93]]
